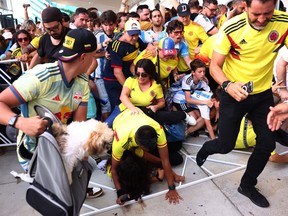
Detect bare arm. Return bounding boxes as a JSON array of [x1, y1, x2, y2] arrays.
[[184, 91, 213, 107], [72, 105, 87, 121], [207, 27, 219, 36], [113, 67, 126, 86], [146, 97, 165, 112], [111, 157, 121, 190], [267, 103, 288, 131], [276, 56, 288, 100], [210, 50, 247, 101], [142, 151, 162, 166], [0, 88, 48, 136], [28, 53, 44, 69], [171, 0, 180, 10], [86, 59, 98, 76], [23, 5, 29, 21], [119, 0, 129, 13], [204, 119, 216, 139], [158, 146, 183, 204], [120, 86, 140, 113]]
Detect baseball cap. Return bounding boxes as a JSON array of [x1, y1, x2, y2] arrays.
[[135, 125, 158, 151], [158, 37, 177, 57], [125, 19, 141, 36], [53, 28, 97, 62], [177, 3, 191, 17], [3, 32, 13, 40], [42, 7, 62, 23]]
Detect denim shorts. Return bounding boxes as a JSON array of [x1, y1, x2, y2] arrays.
[[95, 78, 111, 113]]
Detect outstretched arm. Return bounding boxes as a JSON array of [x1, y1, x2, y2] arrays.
[[267, 102, 288, 131], [158, 147, 184, 204]]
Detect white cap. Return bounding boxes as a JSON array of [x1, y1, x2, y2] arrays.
[[2, 32, 13, 40]]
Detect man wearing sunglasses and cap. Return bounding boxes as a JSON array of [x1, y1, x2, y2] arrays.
[[111, 108, 185, 205]]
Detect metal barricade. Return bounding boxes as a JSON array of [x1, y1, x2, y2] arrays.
[[0, 59, 29, 147]]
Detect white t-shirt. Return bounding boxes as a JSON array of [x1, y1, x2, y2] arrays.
[[194, 13, 215, 34]]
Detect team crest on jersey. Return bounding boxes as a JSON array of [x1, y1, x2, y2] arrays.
[[150, 90, 155, 97], [188, 31, 193, 36], [167, 66, 172, 71], [73, 91, 82, 104], [268, 31, 279, 42]]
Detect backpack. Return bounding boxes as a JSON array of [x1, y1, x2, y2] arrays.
[[25, 127, 92, 216]]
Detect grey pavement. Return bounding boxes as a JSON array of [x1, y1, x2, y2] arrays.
[[0, 135, 287, 216]]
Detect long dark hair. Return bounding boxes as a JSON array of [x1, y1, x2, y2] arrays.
[[117, 150, 151, 200], [14, 29, 32, 48], [135, 59, 161, 84]]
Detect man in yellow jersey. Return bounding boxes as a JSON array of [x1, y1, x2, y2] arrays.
[[111, 109, 184, 205], [196, 0, 288, 208], [217, 0, 246, 29], [176, 3, 208, 73]]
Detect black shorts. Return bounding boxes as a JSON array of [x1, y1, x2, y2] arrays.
[[172, 102, 195, 113]]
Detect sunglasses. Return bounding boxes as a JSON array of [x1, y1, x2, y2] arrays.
[[17, 37, 29, 42], [44, 23, 60, 33], [135, 71, 149, 78]]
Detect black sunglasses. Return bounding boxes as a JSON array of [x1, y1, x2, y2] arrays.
[[135, 71, 149, 78]]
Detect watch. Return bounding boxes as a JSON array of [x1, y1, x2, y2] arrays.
[[221, 80, 231, 89], [168, 184, 176, 191], [8, 115, 19, 128]]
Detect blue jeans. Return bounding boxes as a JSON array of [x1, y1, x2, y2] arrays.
[[201, 89, 275, 188], [104, 79, 122, 112], [105, 106, 120, 128]]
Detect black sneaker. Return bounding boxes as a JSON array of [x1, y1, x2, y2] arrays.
[[238, 186, 270, 208], [196, 148, 208, 167]]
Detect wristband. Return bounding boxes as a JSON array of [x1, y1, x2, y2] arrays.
[[225, 81, 233, 93], [168, 184, 176, 190], [116, 189, 125, 197]]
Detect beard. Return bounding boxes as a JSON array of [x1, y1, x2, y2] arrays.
[[250, 22, 266, 31]]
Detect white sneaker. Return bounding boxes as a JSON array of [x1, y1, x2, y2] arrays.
[[86, 187, 104, 199], [185, 113, 196, 126]]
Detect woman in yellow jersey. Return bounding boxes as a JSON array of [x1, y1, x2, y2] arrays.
[[105, 58, 196, 127]]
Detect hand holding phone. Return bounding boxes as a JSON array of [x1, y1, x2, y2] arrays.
[[242, 81, 253, 93]]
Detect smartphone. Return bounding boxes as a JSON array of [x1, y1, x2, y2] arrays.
[[242, 81, 253, 93]]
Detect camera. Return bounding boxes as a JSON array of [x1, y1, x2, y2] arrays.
[[242, 81, 253, 93]]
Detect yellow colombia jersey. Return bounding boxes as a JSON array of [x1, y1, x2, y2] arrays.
[[235, 116, 256, 149], [118, 76, 164, 111], [112, 109, 167, 161], [214, 10, 288, 94], [184, 21, 208, 60], [30, 34, 43, 49], [235, 115, 277, 156], [217, 13, 227, 29], [197, 34, 217, 64], [134, 50, 178, 80]]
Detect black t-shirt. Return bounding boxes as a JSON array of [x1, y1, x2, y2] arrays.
[[103, 38, 147, 80], [190, 13, 198, 21], [37, 27, 70, 63]]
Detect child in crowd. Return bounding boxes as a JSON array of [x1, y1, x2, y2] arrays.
[[172, 58, 216, 139]]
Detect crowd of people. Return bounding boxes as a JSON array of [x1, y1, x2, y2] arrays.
[[0, 0, 287, 209]]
